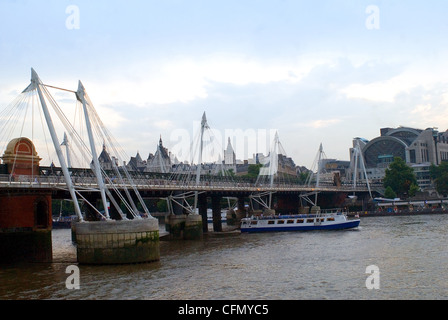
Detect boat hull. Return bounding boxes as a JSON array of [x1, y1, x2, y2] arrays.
[[240, 214, 360, 233]]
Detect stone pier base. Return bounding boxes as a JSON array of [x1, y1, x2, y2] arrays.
[[310, 206, 321, 214], [263, 208, 276, 215], [165, 214, 203, 240], [165, 214, 186, 240], [184, 214, 203, 240], [226, 209, 246, 226], [226, 209, 237, 225], [74, 218, 160, 265]]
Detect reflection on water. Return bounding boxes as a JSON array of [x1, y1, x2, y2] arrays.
[[1, 215, 448, 299]]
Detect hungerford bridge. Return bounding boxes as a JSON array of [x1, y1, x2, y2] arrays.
[[0, 69, 376, 264]]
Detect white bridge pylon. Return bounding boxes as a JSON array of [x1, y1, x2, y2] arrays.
[[352, 138, 373, 200], [165, 111, 232, 216], [300, 143, 326, 207], [249, 131, 287, 212], [15, 69, 153, 222]]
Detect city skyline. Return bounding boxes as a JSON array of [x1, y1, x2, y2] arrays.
[[1, 1, 448, 169]]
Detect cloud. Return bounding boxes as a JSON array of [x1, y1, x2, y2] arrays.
[[152, 120, 175, 130], [83, 53, 336, 109], [396, 84, 448, 129], [3, 52, 448, 169], [341, 81, 399, 103], [411, 104, 432, 115], [307, 118, 342, 129], [340, 58, 448, 103]]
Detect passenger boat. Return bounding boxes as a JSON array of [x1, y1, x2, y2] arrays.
[[240, 209, 360, 233]]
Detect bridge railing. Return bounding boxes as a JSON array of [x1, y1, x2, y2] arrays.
[[0, 173, 374, 193], [0, 174, 100, 189]]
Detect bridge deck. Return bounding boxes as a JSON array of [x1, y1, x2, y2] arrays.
[[0, 174, 374, 194]]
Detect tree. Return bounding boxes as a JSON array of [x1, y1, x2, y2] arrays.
[[217, 168, 235, 177], [430, 162, 448, 196], [297, 171, 310, 184], [383, 157, 417, 197], [384, 186, 397, 199], [246, 164, 263, 179], [409, 183, 420, 198], [156, 199, 168, 213]]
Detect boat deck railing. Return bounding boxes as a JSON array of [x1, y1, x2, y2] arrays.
[[245, 210, 347, 221]]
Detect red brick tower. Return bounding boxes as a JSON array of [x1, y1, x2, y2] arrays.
[[0, 137, 53, 263]]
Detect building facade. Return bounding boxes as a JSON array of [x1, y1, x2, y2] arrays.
[[348, 126, 448, 190], [145, 136, 172, 173]]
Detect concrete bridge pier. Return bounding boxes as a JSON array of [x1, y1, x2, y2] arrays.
[[165, 214, 186, 240], [211, 195, 222, 232], [165, 213, 203, 240], [226, 196, 246, 225], [237, 197, 246, 213], [74, 218, 160, 264], [184, 214, 203, 240], [198, 193, 208, 233], [236, 196, 247, 220], [165, 191, 186, 240], [165, 192, 203, 240]]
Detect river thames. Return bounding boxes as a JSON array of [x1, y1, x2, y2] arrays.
[[1, 214, 448, 300]]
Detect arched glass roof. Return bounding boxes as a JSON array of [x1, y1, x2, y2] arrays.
[[385, 127, 421, 146], [363, 136, 408, 168]]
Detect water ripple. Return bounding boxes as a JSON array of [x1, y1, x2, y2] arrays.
[[2, 215, 448, 299]]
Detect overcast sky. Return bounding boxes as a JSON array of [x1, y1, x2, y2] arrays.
[[1, 0, 448, 168]]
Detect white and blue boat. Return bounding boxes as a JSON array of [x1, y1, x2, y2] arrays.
[[240, 209, 360, 233]]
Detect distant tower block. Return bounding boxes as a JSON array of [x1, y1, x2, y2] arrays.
[[0, 137, 53, 263]]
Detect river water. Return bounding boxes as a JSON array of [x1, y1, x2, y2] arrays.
[[1, 214, 448, 300]]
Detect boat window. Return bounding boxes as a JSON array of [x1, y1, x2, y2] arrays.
[[319, 218, 325, 222], [306, 219, 314, 223], [268, 220, 275, 225], [287, 220, 294, 224], [277, 220, 285, 224], [251, 221, 258, 225], [297, 219, 304, 223], [327, 217, 335, 221]]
